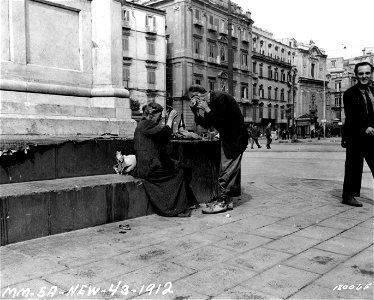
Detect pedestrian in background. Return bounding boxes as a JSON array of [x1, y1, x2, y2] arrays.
[[265, 122, 272, 149], [341, 61, 374, 207], [188, 85, 248, 214], [250, 124, 262, 149]]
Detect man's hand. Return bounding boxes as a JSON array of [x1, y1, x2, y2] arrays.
[[365, 127, 374, 135], [197, 100, 211, 113]]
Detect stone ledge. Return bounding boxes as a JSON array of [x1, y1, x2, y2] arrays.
[[0, 174, 152, 245]]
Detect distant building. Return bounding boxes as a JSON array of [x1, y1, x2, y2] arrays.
[[121, 2, 167, 111], [252, 27, 296, 132], [141, 0, 253, 132], [286, 39, 327, 138]]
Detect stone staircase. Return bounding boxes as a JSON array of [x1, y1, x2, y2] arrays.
[[0, 136, 151, 246]]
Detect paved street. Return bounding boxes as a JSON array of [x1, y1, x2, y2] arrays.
[[1, 140, 373, 300]]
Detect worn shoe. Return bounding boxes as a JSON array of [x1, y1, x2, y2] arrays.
[[342, 197, 363, 207], [202, 202, 227, 214]]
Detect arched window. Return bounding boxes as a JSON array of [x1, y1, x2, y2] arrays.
[[268, 86, 272, 99]]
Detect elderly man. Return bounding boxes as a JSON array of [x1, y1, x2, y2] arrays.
[[341, 62, 374, 207], [188, 85, 248, 214]]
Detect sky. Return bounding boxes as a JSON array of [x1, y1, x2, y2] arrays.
[[233, 0, 374, 59]]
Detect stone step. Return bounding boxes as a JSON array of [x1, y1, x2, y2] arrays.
[[0, 137, 134, 184], [0, 174, 151, 246]]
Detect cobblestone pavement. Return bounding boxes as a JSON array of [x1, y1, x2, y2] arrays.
[[1, 142, 373, 300]]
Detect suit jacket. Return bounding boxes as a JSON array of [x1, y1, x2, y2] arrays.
[[133, 118, 173, 178], [342, 84, 374, 146], [192, 91, 249, 159]]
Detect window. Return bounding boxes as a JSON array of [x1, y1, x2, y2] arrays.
[[209, 15, 214, 25], [259, 85, 264, 98], [252, 83, 257, 96], [335, 95, 342, 107], [208, 42, 215, 58], [274, 106, 278, 120], [123, 66, 130, 87], [268, 105, 272, 118], [335, 81, 341, 92], [274, 69, 278, 81], [147, 41, 155, 55], [311, 63, 315, 78], [281, 106, 285, 119], [253, 61, 257, 73], [259, 105, 263, 118], [268, 66, 272, 79], [122, 9, 130, 21], [122, 37, 129, 51], [287, 72, 291, 82], [146, 15, 156, 28], [268, 86, 272, 99], [331, 60, 336, 68], [194, 38, 201, 54], [195, 78, 201, 85], [220, 46, 227, 62], [281, 89, 285, 101], [209, 80, 215, 91], [259, 64, 263, 77], [241, 85, 248, 99], [241, 53, 248, 66], [281, 70, 285, 82], [274, 87, 278, 100], [147, 69, 156, 84], [195, 9, 200, 20], [288, 89, 291, 101]]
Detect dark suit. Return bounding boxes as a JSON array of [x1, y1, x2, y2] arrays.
[[342, 85, 374, 199], [191, 91, 248, 200]]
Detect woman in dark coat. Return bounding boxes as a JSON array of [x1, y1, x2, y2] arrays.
[[133, 103, 196, 217]]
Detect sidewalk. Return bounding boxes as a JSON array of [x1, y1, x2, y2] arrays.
[[1, 177, 373, 300]]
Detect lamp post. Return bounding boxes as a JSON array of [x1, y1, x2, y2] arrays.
[[291, 66, 297, 141]]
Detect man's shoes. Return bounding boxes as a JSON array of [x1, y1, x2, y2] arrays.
[[202, 202, 227, 214], [342, 197, 363, 207]]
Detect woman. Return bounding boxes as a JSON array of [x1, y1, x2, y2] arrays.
[[133, 102, 197, 217]]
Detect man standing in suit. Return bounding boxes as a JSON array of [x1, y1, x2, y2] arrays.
[[341, 62, 374, 207], [188, 85, 249, 213]]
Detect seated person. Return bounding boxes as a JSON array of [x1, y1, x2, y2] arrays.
[[133, 103, 197, 217]]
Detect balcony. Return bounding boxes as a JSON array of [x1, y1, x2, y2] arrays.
[[241, 65, 250, 71], [193, 18, 204, 27], [207, 24, 218, 32], [193, 53, 205, 61], [219, 27, 228, 35], [146, 54, 157, 62], [242, 34, 250, 43], [252, 72, 258, 79], [207, 57, 217, 64], [147, 83, 156, 90], [123, 50, 132, 59], [122, 20, 131, 29], [145, 25, 157, 34], [233, 63, 240, 69], [231, 32, 238, 39]]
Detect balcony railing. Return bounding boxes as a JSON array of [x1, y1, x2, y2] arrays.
[[122, 20, 131, 29], [193, 18, 204, 27], [123, 50, 132, 58], [207, 57, 217, 64], [241, 65, 250, 71], [219, 27, 228, 35], [145, 25, 157, 34], [193, 53, 205, 61], [207, 24, 217, 31]]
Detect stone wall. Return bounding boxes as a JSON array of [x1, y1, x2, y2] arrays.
[[0, 0, 136, 137]]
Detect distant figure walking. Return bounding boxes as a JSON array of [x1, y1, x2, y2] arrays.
[[250, 124, 262, 149], [341, 62, 374, 207], [265, 122, 272, 149]]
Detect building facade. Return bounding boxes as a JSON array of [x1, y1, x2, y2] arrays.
[[121, 2, 167, 110], [142, 0, 253, 132], [251, 27, 296, 133], [288, 40, 327, 137]]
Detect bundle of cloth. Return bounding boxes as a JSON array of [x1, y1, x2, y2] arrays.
[[174, 127, 202, 140], [114, 151, 137, 174]]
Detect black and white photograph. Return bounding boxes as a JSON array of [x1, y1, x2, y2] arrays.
[[0, 0, 373, 299]]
